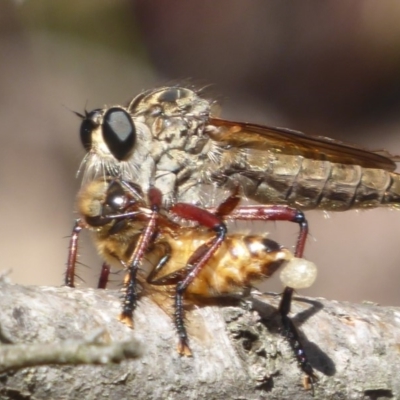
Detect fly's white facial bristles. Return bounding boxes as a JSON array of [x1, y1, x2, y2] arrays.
[[78, 152, 141, 186]]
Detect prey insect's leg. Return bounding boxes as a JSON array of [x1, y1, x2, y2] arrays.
[[65, 219, 86, 288], [65, 219, 114, 289], [118, 187, 162, 328], [225, 205, 317, 385], [65, 211, 140, 289], [97, 263, 111, 289], [169, 202, 228, 356]]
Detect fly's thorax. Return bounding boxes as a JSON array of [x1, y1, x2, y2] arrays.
[[128, 86, 212, 124], [131, 87, 221, 205]]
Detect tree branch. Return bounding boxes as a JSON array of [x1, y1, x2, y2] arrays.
[[0, 278, 398, 399], [0, 329, 141, 373]]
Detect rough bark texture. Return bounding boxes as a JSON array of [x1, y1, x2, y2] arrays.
[[0, 279, 399, 400]]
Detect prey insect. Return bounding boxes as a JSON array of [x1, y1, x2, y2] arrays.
[[66, 177, 317, 383]]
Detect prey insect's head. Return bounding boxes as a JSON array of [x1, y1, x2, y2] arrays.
[[77, 177, 144, 230]]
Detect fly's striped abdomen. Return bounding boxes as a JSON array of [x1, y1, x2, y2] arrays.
[[218, 149, 400, 211]]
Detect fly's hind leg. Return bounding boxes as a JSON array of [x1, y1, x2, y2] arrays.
[[276, 210, 318, 388], [279, 286, 318, 390], [226, 205, 317, 388]]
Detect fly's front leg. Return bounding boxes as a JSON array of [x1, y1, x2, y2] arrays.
[[65, 219, 86, 288], [226, 205, 317, 386], [118, 186, 162, 328], [169, 202, 228, 356]]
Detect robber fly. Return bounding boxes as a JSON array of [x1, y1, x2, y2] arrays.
[[77, 85, 400, 210], [72, 85, 400, 387], [66, 177, 317, 383]]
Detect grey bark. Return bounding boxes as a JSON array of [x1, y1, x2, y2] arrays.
[[0, 278, 398, 400]]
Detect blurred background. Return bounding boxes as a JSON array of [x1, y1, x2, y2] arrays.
[[2, 0, 400, 305]]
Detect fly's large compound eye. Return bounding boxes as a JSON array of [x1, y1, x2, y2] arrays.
[[80, 109, 102, 152], [102, 107, 136, 161]]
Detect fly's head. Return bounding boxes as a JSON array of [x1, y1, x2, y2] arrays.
[[77, 106, 150, 185], [77, 87, 216, 197], [80, 108, 136, 163]]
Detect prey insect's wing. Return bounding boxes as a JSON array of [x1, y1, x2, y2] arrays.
[[209, 118, 398, 171]]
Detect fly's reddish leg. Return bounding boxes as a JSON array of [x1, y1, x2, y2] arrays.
[[170, 202, 228, 356], [118, 186, 162, 328], [226, 205, 317, 385]]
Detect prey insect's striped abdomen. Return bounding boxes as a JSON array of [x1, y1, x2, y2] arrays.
[[147, 231, 292, 298]]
